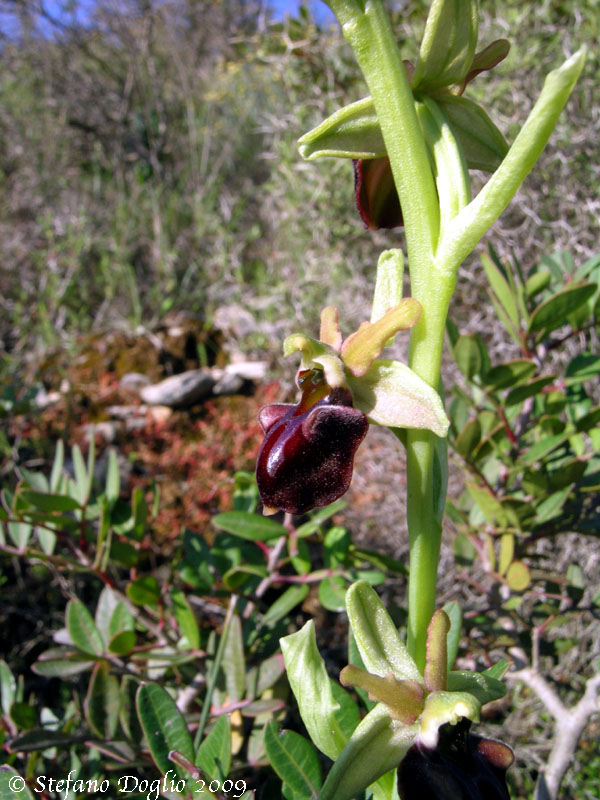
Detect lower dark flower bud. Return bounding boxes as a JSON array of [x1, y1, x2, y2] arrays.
[[397, 719, 514, 800], [256, 371, 368, 515]]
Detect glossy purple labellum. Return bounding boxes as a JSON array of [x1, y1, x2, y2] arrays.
[[397, 719, 514, 800], [256, 371, 369, 515], [354, 157, 403, 230]]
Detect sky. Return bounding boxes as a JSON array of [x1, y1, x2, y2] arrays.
[[269, 0, 336, 25]]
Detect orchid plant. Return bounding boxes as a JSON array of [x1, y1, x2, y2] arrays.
[[256, 1, 585, 798]]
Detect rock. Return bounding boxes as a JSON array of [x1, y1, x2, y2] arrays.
[[120, 372, 151, 392], [225, 361, 267, 381], [83, 421, 124, 443], [213, 304, 256, 339], [213, 372, 245, 396], [140, 369, 215, 408]]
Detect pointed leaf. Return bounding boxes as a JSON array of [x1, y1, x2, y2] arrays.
[[348, 359, 449, 436], [136, 683, 193, 781], [66, 599, 105, 656], [172, 588, 200, 651], [84, 661, 120, 739], [264, 722, 322, 799], [212, 511, 286, 542], [280, 621, 348, 760], [196, 714, 231, 781], [528, 283, 596, 335], [262, 584, 309, 626], [447, 671, 506, 705], [222, 614, 245, 702], [105, 448, 120, 504], [0, 766, 35, 799]]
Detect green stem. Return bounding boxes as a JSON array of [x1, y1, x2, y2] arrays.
[[193, 594, 238, 751], [333, 0, 440, 274]]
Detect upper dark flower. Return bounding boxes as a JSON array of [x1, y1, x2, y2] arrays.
[[256, 369, 369, 515]]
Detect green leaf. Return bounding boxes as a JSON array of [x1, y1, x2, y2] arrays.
[[0, 766, 35, 798], [108, 630, 136, 656], [498, 533, 514, 576], [318, 576, 347, 612], [345, 582, 421, 682], [506, 561, 531, 592], [446, 670, 506, 705], [0, 660, 16, 715], [17, 490, 80, 513], [506, 376, 555, 406], [108, 601, 135, 638], [9, 702, 36, 730], [7, 728, 87, 752], [7, 521, 33, 550], [453, 334, 487, 380], [222, 564, 267, 592], [120, 676, 143, 742], [280, 621, 348, 760], [465, 482, 505, 526], [442, 601, 462, 671], [72, 443, 89, 504], [32, 648, 95, 677], [483, 360, 536, 391], [522, 433, 567, 465], [212, 511, 286, 542], [222, 614, 245, 702], [535, 486, 572, 523], [196, 715, 231, 782], [131, 487, 148, 540], [528, 283, 596, 336], [136, 683, 194, 781], [483, 660, 509, 681], [105, 448, 120, 505], [50, 440, 65, 493], [264, 722, 322, 799], [262, 585, 309, 626], [126, 576, 160, 607], [330, 681, 361, 741], [172, 588, 200, 650], [525, 270, 552, 299], [84, 661, 120, 739], [66, 599, 105, 656], [455, 417, 481, 459], [565, 353, 600, 383], [481, 253, 520, 330]]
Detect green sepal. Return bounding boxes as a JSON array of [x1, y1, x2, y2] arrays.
[[345, 582, 422, 682], [280, 621, 348, 760], [436, 95, 509, 171], [299, 96, 386, 161], [317, 703, 417, 800], [299, 92, 506, 174], [418, 690, 480, 748], [348, 359, 450, 437], [412, 0, 479, 92]]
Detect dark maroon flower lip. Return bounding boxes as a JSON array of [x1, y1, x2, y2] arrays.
[[256, 375, 368, 516], [397, 719, 514, 800], [354, 157, 403, 230]]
